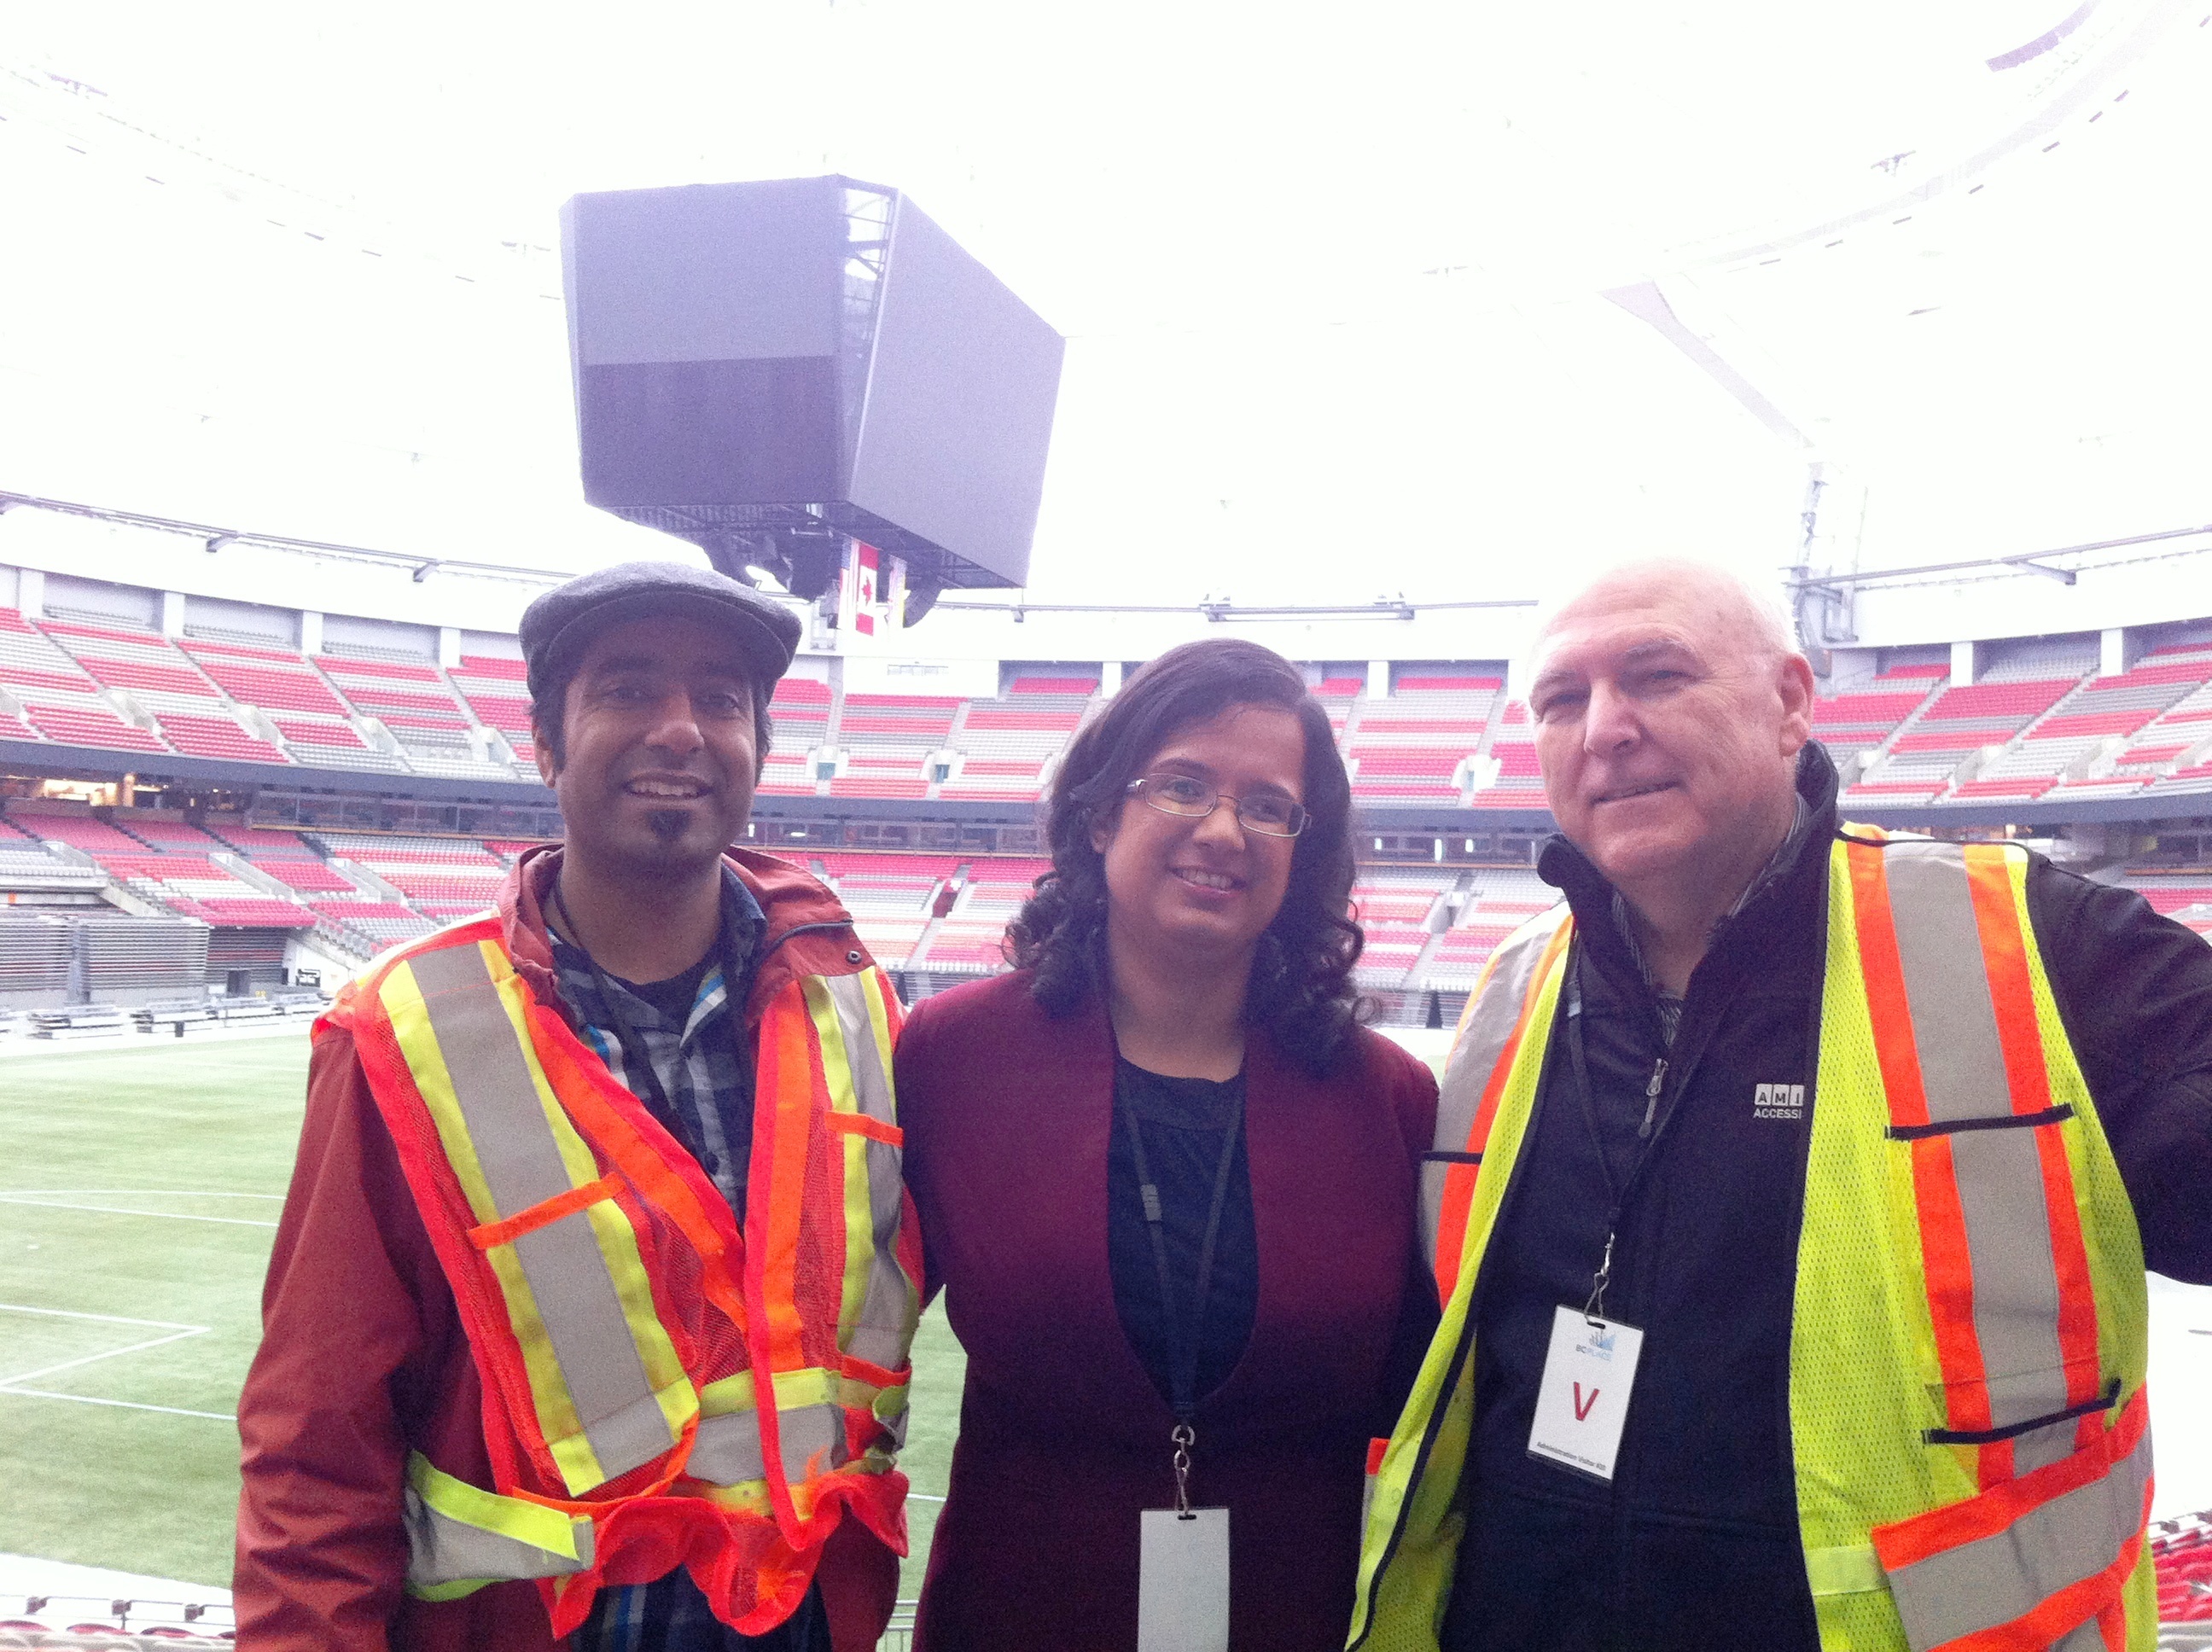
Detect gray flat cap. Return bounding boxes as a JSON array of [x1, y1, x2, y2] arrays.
[[519, 561, 803, 707]]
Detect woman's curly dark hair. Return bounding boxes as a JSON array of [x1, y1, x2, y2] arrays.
[[1004, 637, 1365, 1075]]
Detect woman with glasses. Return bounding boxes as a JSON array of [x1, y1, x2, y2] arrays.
[[897, 638, 1440, 1651]]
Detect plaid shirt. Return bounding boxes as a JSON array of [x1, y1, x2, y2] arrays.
[[548, 870, 824, 1652]]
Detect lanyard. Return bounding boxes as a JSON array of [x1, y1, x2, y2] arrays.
[[1562, 945, 1705, 1322], [1119, 1069, 1243, 1514]]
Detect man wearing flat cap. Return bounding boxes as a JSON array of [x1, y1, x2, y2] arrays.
[[236, 564, 923, 1652]]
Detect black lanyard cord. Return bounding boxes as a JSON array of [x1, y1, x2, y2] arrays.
[[1564, 944, 1717, 1319], [1121, 1096, 1243, 1424]]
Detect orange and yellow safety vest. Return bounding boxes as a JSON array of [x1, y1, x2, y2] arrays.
[[1355, 830, 2156, 1652], [324, 915, 922, 1640]]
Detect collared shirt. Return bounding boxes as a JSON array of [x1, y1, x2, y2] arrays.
[[549, 868, 765, 1213], [1609, 792, 1814, 1046], [550, 867, 825, 1652]]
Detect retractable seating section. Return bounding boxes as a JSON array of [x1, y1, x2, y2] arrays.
[[20, 697, 171, 753], [171, 897, 317, 928], [311, 899, 437, 947], [1354, 923, 1429, 986], [1470, 722, 1546, 809], [152, 712, 292, 764], [15, 811, 146, 856], [1422, 925, 1518, 986], [828, 771, 932, 800], [317, 658, 474, 746], [184, 640, 352, 718], [38, 619, 222, 695], [2119, 875, 2212, 916], [758, 753, 818, 795], [815, 851, 958, 916], [0, 610, 102, 707], [253, 857, 357, 894], [1912, 677, 2075, 736], [768, 678, 832, 742], [1350, 676, 1501, 800], [949, 691, 1088, 799], [451, 655, 530, 730], [109, 814, 224, 852], [1812, 687, 1936, 752], [913, 922, 1008, 970], [841, 694, 959, 744], [815, 852, 963, 879], [958, 857, 1051, 917], [1351, 747, 1470, 800], [1947, 777, 2059, 801]]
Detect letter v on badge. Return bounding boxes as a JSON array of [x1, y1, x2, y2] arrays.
[[1528, 1305, 1645, 1480]]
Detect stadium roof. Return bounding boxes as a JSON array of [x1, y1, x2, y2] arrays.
[[3, 1, 2209, 610]]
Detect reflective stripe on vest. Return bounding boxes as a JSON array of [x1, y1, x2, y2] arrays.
[[1875, 1387, 2152, 1652], [1847, 837, 2110, 1480], [1350, 830, 2153, 1652], [385, 938, 693, 1495], [402, 1451, 595, 1600], [804, 971, 916, 1375], [1418, 904, 1571, 1300], [339, 915, 921, 1632]]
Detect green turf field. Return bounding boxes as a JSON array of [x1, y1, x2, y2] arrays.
[[0, 1031, 967, 1601], [0, 1026, 1442, 1607]]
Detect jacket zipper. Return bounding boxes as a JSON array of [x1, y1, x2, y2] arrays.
[[1638, 1057, 1668, 1139]]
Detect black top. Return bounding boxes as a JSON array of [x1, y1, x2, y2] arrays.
[[610, 951, 715, 1022], [1106, 1058, 1260, 1408], [1441, 742, 2212, 1652]]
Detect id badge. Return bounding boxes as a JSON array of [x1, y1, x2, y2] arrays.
[[1527, 1303, 1644, 1482], [1138, 1507, 1229, 1652]]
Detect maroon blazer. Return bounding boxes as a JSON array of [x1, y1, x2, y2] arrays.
[[897, 970, 1440, 1651]]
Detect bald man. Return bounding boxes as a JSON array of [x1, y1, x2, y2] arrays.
[[1352, 563, 2212, 1652]]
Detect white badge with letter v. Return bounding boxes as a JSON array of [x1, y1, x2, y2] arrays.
[[1528, 1303, 1644, 1481], [1138, 1507, 1229, 1652]]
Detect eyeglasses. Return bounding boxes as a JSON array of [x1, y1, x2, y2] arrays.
[[1125, 773, 1309, 837]]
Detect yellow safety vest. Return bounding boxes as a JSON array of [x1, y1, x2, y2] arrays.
[[1354, 831, 2157, 1652], [326, 914, 922, 1639]]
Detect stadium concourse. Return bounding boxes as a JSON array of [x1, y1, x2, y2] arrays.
[[3, 565, 2212, 1644]]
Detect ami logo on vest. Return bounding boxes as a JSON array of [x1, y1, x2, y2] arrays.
[[1753, 1082, 1806, 1121]]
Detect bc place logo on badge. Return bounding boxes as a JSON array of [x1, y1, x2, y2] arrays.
[[1753, 1082, 1806, 1120]]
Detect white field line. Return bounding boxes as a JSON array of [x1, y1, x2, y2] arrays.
[[0, 1195, 277, 1228], [0, 1329, 206, 1387], [0, 1387, 234, 1422], [0, 1303, 201, 1329], [0, 1190, 281, 1199], [0, 1303, 219, 1414]]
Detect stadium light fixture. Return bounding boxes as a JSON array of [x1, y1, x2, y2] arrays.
[[411, 561, 438, 583], [204, 533, 238, 554]]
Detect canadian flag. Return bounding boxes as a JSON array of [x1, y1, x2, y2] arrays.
[[852, 541, 880, 637]]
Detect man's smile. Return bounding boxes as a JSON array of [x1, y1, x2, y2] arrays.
[[623, 775, 712, 800]]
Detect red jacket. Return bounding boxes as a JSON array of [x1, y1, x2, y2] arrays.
[[896, 971, 1440, 1651], [233, 846, 900, 1652]]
